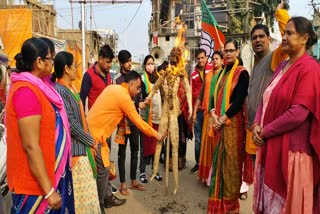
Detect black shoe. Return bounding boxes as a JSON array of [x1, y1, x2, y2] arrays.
[[159, 157, 164, 164], [155, 173, 162, 181], [111, 185, 118, 194], [105, 195, 126, 208], [190, 164, 199, 174], [140, 173, 148, 183]]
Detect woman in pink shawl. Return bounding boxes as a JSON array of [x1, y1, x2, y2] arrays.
[[252, 17, 320, 213], [6, 38, 74, 213]]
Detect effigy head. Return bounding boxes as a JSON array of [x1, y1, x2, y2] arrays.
[[169, 47, 182, 66]]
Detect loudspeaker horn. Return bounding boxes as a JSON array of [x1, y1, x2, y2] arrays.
[[150, 46, 165, 66]]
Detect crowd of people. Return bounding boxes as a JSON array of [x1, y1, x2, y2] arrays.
[[1, 1, 320, 213]]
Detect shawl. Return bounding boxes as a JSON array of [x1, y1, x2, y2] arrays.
[[261, 53, 320, 199], [214, 59, 245, 124], [178, 78, 193, 139]]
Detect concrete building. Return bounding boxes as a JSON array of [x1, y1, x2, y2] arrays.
[[96, 29, 119, 54], [56, 29, 102, 66], [148, 0, 228, 70], [148, 0, 265, 67]]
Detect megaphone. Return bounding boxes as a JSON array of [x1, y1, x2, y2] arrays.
[[150, 46, 165, 66]]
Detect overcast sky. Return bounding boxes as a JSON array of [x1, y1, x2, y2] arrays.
[[50, 0, 314, 61]]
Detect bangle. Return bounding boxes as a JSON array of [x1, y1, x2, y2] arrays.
[[45, 187, 55, 199], [210, 108, 215, 113]]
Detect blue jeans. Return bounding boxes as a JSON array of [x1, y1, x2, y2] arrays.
[[194, 110, 204, 164]]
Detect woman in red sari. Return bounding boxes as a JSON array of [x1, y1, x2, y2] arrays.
[[253, 17, 320, 213]]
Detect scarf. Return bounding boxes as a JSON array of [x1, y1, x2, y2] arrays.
[[57, 79, 97, 178], [214, 59, 239, 124], [202, 68, 222, 112], [142, 72, 153, 126]]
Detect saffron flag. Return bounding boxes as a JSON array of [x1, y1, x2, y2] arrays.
[[200, 0, 225, 59]]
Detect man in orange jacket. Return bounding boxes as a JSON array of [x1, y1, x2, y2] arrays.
[[87, 71, 164, 213]]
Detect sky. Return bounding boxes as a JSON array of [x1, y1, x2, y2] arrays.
[[18, 0, 315, 61]]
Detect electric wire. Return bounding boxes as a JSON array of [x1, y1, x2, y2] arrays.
[[117, 2, 143, 34]]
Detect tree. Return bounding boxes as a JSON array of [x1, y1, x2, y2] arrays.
[[227, 0, 247, 34]]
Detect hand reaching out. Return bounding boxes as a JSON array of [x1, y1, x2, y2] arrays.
[[156, 131, 167, 141], [139, 102, 147, 109], [277, 1, 284, 10]]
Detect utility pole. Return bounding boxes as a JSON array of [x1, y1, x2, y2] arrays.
[[69, 0, 142, 74], [81, 2, 86, 72]]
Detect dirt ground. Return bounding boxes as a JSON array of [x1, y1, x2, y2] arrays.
[[3, 139, 254, 214]]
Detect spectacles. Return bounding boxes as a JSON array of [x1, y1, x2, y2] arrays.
[[43, 56, 54, 63], [223, 49, 237, 54], [71, 64, 79, 69]]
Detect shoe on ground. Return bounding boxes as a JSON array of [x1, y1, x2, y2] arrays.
[[105, 195, 126, 208], [155, 173, 162, 181], [239, 192, 248, 200], [190, 164, 199, 174], [159, 157, 164, 164], [111, 185, 118, 194], [140, 173, 148, 183]]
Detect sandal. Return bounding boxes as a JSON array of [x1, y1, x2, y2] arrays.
[[239, 192, 248, 200], [140, 173, 148, 183], [129, 183, 145, 191], [119, 187, 130, 196], [155, 173, 163, 181]]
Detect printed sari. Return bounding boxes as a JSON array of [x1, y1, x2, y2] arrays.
[[11, 105, 75, 214], [56, 80, 100, 214], [198, 69, 221, 183], [208, 60, 247, 214]]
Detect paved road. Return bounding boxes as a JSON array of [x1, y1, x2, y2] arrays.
[[107, 138, 254, 214]]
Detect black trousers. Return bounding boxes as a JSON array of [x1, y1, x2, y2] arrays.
[[96, 140, 112, 212], [118, 126, 140, 183]]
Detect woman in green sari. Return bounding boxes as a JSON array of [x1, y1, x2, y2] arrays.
[[207, 39, 249, 214], [193, 51, 224, 184]]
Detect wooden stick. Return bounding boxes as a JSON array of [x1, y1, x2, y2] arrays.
[[165, 134, 170, 195]]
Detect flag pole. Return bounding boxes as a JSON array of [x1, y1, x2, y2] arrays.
[[203, 0, 223, 48], [213, 24, 222, 47]]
